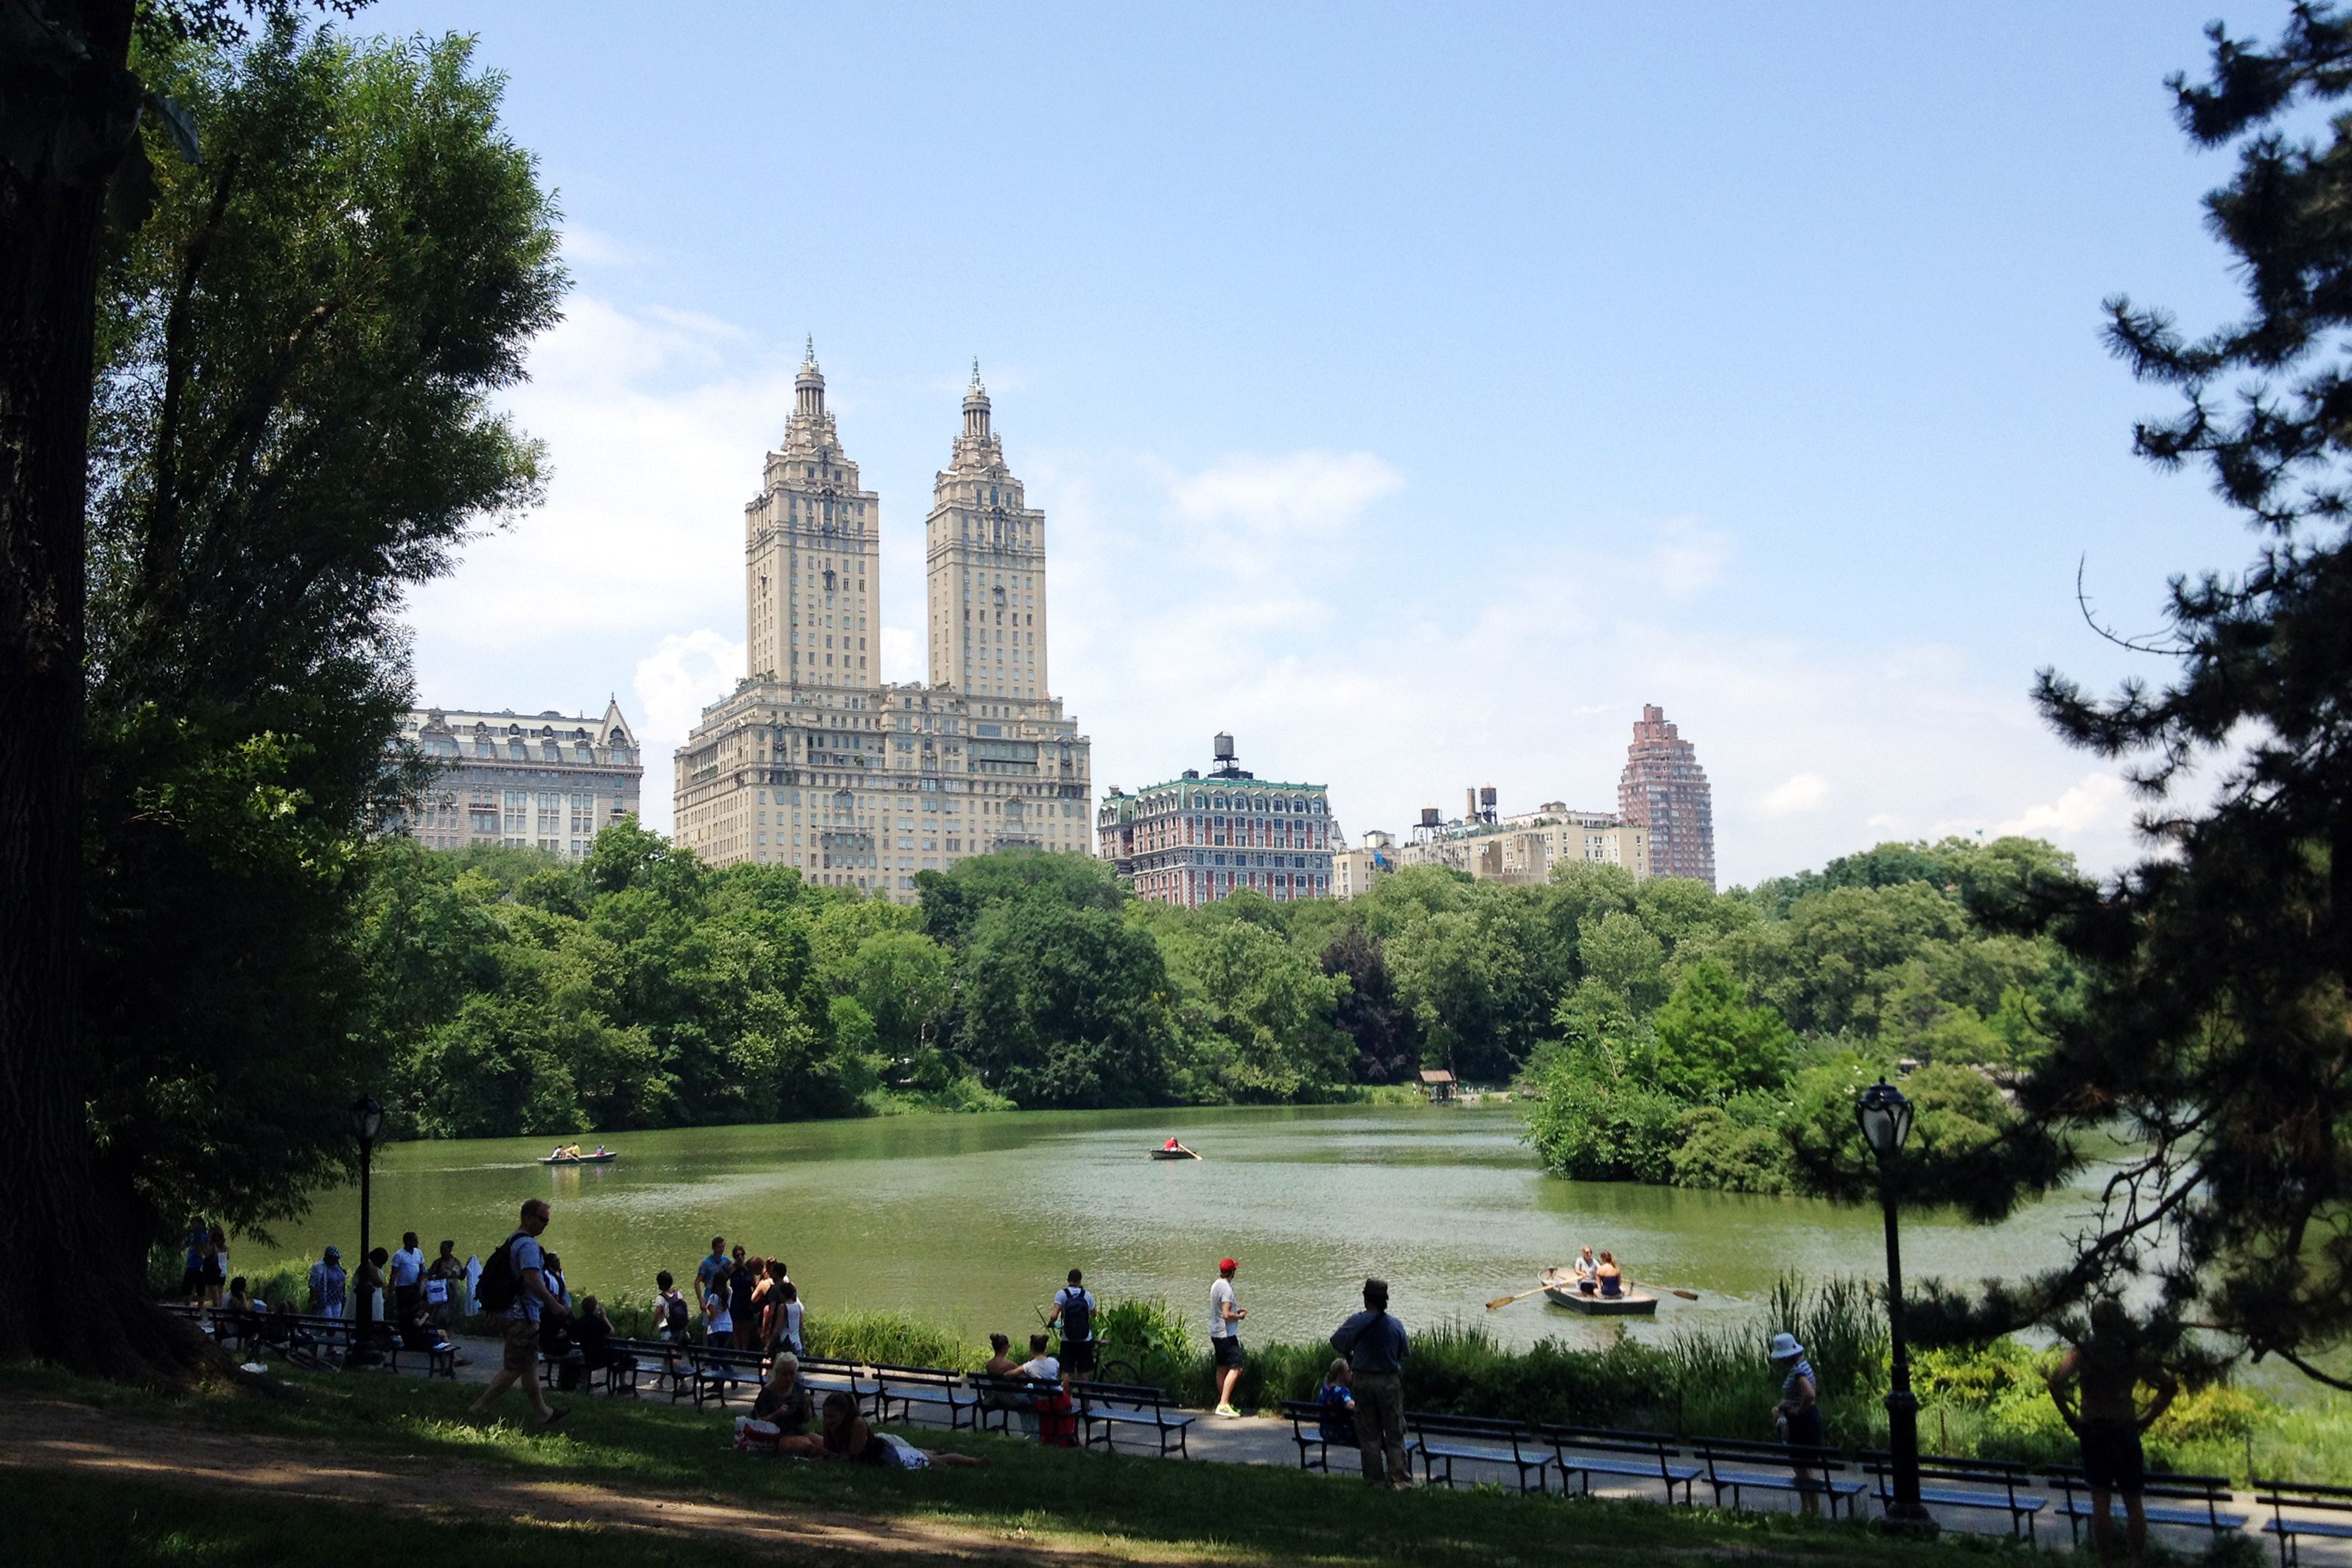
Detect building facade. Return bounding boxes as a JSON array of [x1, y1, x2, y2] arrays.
[[674, 348, 1093, 902], [393, 701, 643, 858], [1388, 808, 1648, 886], [1617, 703, 1715, 887], [1096, 735, 1337, 906]]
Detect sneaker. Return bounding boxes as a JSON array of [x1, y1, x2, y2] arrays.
[[1214, 1403, 1239, 1418]]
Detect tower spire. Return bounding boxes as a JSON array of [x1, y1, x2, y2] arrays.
[[803, 333, 818, 370], [970, 357, 983, 392]]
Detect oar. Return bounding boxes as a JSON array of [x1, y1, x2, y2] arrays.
[[1637, 1281, 1701, 1301], [1486, 1284, 1550, 1310]]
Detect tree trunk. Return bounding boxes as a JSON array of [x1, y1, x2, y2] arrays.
[[0, 0, 199, 1377]]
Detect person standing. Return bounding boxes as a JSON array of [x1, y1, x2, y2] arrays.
[[704, 1261, 735, 1351], [203, 1225, 229, 1308], [466, 1198, 567, 1427], [1209, 1257, 1247, 1416], [654, 1270, 690, 1343], [425, 1240, 464, 1329], [354, 1247, 391, 1358], [390, 1231, 426, 1331], [307, 1245, 347, 1320], [695, 1236, 729, 1306], [1768, 1331, 1824, 1516], [1330, 1277, 1410, 1487], [1048, 1268, 1097, 1380], [2046, 1298, 2179, 1566]]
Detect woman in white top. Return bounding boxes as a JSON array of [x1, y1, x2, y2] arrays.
[[704, 1285, 735, 1350]]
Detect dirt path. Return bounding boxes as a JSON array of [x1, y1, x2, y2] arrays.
[[0, 1396, 1129, 1566]]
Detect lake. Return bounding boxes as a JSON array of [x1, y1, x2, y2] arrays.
[[258, 1102, 2107, 1352]]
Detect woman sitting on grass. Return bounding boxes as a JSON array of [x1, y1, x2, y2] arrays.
[[779, 1392, 987, 1468]]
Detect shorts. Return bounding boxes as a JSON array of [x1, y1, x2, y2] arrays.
[[2080, 1419, 2145, 1494], [179, 1267, 205, 1297], [1060, 1339, 1096, 1376], [1212, 1334, 1245, 1369], [502, 1317, 540, 1375]]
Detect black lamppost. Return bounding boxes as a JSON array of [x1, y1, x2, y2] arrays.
[[349, 1094, 383, 1340], [1857, 1077, 1936, 1536]]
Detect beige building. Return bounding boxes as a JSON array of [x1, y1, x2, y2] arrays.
[[673, 348, 1092, 902], [1337, 804, 1649, 895], [393, 701, 642, 858]]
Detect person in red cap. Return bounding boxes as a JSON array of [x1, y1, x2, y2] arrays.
[[1209, 1257, 1247, 1415]]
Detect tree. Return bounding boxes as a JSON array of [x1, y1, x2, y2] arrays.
[[958, 897, 1176, 1108], [1648, 957, 1795, 1100], [1939, 5, 2352, 1384], [1320, 923, 1418, 1082], [0, 14, 556, 1373], [1163, 911, 1351, 1100]]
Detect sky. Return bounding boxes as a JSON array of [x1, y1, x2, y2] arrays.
[[365, 0, 2275, 886]]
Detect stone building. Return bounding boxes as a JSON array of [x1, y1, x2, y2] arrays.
[[673, 348, 1093, 902], [1617, 702, 1715, 887], [1389, 806, 1648, 886], [1096, 735, 1337, 906], [393, 701, 642, 858]]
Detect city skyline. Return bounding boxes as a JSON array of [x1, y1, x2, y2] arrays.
[[376, 1, 2252, 886]]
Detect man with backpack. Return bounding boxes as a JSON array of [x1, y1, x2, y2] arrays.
[[1330, 1276, 1410, 1488], [465, 1198, 569, 1428], [1047, 1268, 1096, 1379]]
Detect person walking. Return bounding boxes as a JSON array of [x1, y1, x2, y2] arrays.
[[1330, 1276, 1410, 1487], [390, 1231, 426, 1331], [1768, 1331, 1824, 1516], [1209, 1257, 1247, 1416], [1048, 1268, 1097, 1380], [2046, 1298, 2179, 1566], [466, 1198, 569, 1428]]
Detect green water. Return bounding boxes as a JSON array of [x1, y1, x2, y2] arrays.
[[259, 1103, 2101, 1353]]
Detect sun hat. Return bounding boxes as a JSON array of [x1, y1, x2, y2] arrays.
[[1768, 1331, 1805, 1360]]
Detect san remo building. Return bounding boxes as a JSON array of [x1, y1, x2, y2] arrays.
[[673, 344, 1093, 902]]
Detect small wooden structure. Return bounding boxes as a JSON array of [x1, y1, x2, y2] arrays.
[[1418, 1069, 1458, 1104]]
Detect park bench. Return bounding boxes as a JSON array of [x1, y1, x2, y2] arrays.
[[1406, 1411, 1550, 1494], [1862, 1452, 2045, 1541], [1279, 1399, 1350, 1472], [873, 1364, 980, 1431], [603, 1337, 683, 1396], [794, 1354, 877, 1415], [2040, 1464, 2247, 1544], [1539, 1424, 1701, 1505], [680, 1342, 768, 1408], [1072, 1379, 1194, 1459], [966, 1371, 1065, 1439], [2256, 1477, 2352, 1565], [1693, 1438, 1867, 1518]]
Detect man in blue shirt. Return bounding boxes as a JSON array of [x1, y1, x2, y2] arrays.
[[466, 1198, 569, 1427], [1330, 1277, 1410, 1488]]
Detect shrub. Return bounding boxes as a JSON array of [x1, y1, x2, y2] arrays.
[[1525, 1068, 1683, 1181]]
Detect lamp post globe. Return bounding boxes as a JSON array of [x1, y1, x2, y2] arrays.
[[1858, 1076, 1935, 1536]]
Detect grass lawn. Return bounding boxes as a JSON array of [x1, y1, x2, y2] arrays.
[[0, 1362, 2045, 1567]]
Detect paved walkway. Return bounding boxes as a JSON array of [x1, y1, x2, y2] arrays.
[[298, 1332, 2351, 1561]]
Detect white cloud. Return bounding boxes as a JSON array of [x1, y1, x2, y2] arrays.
[[1166, 450, 1404, 537], [1760, 772, 1831, 818], [631, 629, 742, 796], [1989, 771, 2134, 840], [1651, 516, 1730, 599]]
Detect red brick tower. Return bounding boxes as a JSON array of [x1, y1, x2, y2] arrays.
[[1618, 704, 1716, 887]]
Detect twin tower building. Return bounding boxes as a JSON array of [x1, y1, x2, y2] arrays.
[[673, 345, 1093, 902]]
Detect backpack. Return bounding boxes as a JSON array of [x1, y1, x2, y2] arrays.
[[662, 1291, 689, 1336], [1059, 1289, 1093, 1344], [1035, 1387, 1079, 1448], [474, 1231, 528, 1314]]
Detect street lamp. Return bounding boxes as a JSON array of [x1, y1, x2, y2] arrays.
[[348, 1094, 382, 1347], [1857, 1077, 1936, 1536]]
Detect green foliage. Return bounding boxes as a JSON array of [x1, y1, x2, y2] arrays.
[[1523, 1068, 1684, 1183], [78, 18, 564, 1241], [1648, 959, 1794, 1100]]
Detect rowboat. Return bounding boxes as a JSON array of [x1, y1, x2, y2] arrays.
[[540, 1151, 617, 1165], [1149, 1144, 1200, 1161], [1539, 1265, 1657, 1315]]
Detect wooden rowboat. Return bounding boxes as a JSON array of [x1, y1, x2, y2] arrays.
[[1539, 1265, 1657, 1315], [540, 1151, 617, 1165], [1149, 1144, 1200, 1161]]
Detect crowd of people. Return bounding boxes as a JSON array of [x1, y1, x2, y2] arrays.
[[200, 1200, 2193, 1536]]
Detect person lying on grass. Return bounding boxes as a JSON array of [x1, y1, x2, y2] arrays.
[[776, 1392, 987, 1469]]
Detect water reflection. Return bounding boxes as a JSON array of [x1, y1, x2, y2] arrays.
[[262, 1103, 2113, 1352]]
